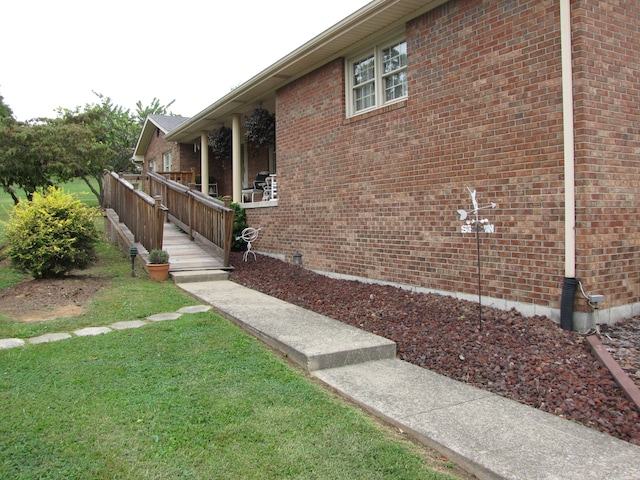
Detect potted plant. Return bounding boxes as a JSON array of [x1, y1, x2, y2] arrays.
[[147, 249, 170, 281], [207, 126, 232, 160]]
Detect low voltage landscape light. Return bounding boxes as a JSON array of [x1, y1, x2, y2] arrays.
[[129, 246, 138, 277]]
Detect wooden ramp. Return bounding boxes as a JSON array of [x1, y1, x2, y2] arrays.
[[162, 222, 226, 272]]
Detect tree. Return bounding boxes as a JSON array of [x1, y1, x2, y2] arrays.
[[0, 93, 13, 118], [0, 92, 176, 205], [56, 92, 176, 205], [135, 97, 175, 125], [0, 116, 111, 204], [0, 117, 26, 204]]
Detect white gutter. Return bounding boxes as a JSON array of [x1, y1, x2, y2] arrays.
[[560, 0, 576, 279]]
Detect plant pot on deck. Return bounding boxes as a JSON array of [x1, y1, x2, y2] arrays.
[[147, 249, 170, 282]]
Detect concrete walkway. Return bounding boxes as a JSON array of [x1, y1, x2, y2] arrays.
[[2, 275, 640, 479], [177, 278, 640, 480]]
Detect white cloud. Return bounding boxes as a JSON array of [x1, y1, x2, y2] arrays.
[[3, 0, 371, 120]]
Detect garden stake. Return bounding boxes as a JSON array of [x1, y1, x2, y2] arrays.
[[457, 187, 497, 332]]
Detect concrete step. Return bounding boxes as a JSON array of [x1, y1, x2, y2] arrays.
[[177, 280, 396, 371], [171, 270, 229, 283]]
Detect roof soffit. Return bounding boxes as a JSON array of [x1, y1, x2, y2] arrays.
[[166, 0, 449, 143]]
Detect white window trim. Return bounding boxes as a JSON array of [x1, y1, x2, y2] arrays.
[[345, 33, 408, 118], [162, 150, 172, 172]]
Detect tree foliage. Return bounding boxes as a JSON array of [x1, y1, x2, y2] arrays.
[[135, 97, 175, 125], [0, 93, 13, 119], [0, 92, 176, 205]]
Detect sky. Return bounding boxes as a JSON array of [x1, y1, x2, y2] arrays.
[[3, 0, 372, 121]]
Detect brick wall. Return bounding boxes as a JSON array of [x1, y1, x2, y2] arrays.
[[144, 127, 201, 173], [247, 0, 640, 319], [572, 0, 640, 311]]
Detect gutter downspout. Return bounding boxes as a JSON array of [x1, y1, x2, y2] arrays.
[[560, 0, 577, 330]]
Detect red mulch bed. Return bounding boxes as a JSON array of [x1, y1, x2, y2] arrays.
[[229, 251, 640, 446]]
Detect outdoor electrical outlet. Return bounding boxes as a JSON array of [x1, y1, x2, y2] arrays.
[[589, 295, 604, 305]]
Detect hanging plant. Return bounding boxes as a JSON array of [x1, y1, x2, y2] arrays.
[[244, 107, 275, 149], [207, 126, 232, 159]]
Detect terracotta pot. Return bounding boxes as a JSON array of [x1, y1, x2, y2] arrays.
[[147, 263, 170, 282]]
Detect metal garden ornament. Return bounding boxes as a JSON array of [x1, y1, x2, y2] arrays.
[[457, 187, 497, 331]]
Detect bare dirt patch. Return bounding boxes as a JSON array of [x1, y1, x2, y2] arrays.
[[0, 275, 108, 321]]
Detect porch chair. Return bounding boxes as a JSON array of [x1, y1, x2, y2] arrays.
[[253, 171, 270, 190], [242, 171, 270, 202]]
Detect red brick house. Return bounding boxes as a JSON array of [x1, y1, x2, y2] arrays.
[[134, 115, 192, 173], [166, 0, 640, 331], [133, 114, 236, 196]]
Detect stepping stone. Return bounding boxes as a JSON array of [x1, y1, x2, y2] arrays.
[[28, 333, 72, 344], [110, 320, 148, 330], [0, 338, 25, 350], [177, 305, 212, 314], [74, 327, 112, 337], [147, 313, 182, 322]]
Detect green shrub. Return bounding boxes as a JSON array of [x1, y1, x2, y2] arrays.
[[148, 249, 170, 264], [231, 202, 248, 251], [4, 186, 100, 278]]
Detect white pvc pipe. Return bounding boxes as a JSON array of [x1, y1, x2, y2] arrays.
[[560, 0, 576, 279]]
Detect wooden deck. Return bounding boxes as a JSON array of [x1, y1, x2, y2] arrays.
[[162, 222, 227, 272]]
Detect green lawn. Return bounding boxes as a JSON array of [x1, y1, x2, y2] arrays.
[[0, 314, 461, 479], [0, 181, 464, 479]]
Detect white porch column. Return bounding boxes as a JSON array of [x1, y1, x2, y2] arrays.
[[200, 131, 209, 195], [232, 114, 242, 203]]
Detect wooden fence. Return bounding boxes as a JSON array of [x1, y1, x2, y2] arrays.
[[146, 172, 235, 266], [102, 171, 165, 251]]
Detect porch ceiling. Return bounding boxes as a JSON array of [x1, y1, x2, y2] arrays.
[[166, 0, 449, 143]]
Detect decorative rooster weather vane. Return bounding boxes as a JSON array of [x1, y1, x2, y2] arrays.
[[457, 187, 497, 233], [456, 187, 498, 331]]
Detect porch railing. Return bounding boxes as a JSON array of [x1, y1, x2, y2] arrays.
[[156, 168, 196, 185], [147, 172, 235, 267], [102, 171, 165, 251]]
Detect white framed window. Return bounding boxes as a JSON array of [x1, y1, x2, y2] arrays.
[[162, 151, 172, 172], [346, 35, 407, 117]]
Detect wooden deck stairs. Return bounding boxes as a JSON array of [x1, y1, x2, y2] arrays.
[[161, 222, 232, 283]]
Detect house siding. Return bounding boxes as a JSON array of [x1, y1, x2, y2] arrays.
[[246, 0, 640, 322]]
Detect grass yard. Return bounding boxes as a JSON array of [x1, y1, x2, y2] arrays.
[[0, 182, 465, 479], [0, 314, 459, 479]]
